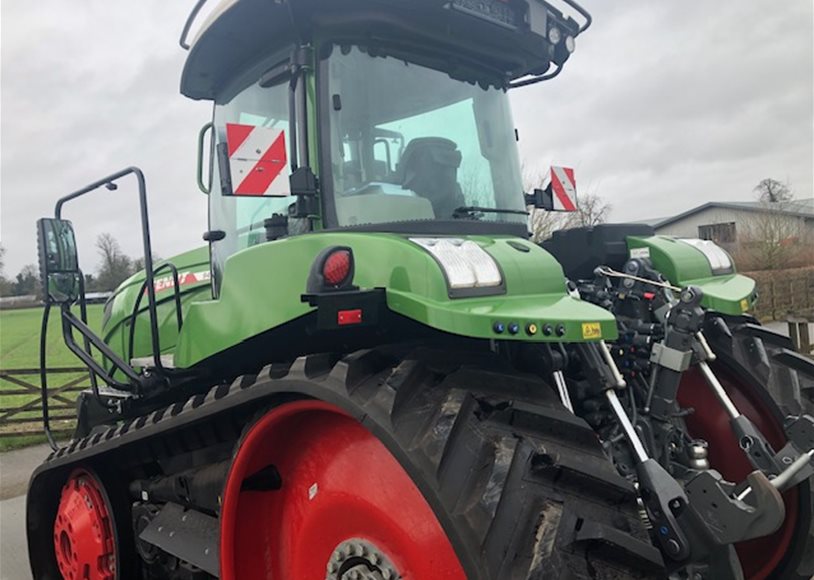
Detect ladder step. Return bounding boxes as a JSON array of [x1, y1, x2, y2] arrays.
[[130, 355, 175, 369]]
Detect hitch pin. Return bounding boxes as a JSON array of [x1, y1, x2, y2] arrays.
[[736, 449, 814, 501]]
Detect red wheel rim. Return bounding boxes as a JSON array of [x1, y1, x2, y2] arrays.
[[220, 400, 467, 580], [53, 469, 116, 580], [678, 364, 799, 580]]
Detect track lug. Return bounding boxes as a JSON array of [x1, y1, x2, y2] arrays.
[[785, 413, 814, 452]]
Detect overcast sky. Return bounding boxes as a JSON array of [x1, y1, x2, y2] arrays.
[[1, 1, 812, 276]]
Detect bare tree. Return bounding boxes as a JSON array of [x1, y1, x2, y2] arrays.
[[570, 192, 611, 228], [734, 179, 813, 269], [13, 264, 39, 296], [0, 244, 16, 296], [132, 254, 161, 273], [736, 201, 808, 270], [754, 178, 792, 203], [95, 233, 133, 290]]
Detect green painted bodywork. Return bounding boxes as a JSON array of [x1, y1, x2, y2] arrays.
[[101, 246, 212, 367], [165, 233, 615, 367], [627, 236, 757, 316], [101, 235, 615, 370], [100, 231, 760, 373]]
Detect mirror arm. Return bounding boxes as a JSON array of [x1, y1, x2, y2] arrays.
[[525, 186, 554, 210], [38, 304, 59, 450], [76, 271, 101, 398], [61, 306, 141, 391], [288, 73, 299, 171]]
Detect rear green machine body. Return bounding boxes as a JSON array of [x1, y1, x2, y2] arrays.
[[105, 230, 756, 371]]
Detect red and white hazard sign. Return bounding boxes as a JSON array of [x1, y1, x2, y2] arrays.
[[550, 166, 577, 212], [226, 123, 289, 196]]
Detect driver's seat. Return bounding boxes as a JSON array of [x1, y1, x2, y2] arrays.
[[397, 137, 465, 218]]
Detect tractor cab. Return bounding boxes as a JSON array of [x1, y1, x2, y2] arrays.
[[186, 0, 588, 288]]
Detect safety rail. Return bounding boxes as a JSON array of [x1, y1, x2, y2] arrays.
[[126, 262, 185, 367], [179, 0, 209, 50], [41, 167, 168, 449]]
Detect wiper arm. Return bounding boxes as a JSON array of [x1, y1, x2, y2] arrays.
[[452, 206, 530, 220]]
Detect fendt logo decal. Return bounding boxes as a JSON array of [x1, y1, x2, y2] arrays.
[[550, 166, 577, 212], [153, 270, 211, 293], [226, 123, 289, 196]]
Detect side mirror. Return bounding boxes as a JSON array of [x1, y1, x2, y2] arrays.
[[525, 166, 578, 212], [37, 218, 81, 304]]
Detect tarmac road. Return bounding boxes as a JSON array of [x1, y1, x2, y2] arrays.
[[0, 322, 804, 580], [0, 443, 50, 580], [0, 495, 28, 580]]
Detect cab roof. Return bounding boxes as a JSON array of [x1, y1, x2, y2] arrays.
[[181, 0, 585, 101]]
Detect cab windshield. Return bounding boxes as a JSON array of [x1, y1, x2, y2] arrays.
[[325, 45, 526, 228]]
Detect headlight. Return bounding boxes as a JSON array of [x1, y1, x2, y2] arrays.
[[410, 238, 503, 291], [676, 238, 734, 274]]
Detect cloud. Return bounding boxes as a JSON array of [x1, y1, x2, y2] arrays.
[[511, 1, 813, 221], [1, 1, 211, 275], [1, 0, 811, 276]]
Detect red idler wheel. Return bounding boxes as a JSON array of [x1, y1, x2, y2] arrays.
[[220, 400, 466, 580], [52, 468, 116, 580], [678, 365, 798, 580]]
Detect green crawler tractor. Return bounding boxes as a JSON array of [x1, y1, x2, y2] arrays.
[[27, 1, 814, 579]]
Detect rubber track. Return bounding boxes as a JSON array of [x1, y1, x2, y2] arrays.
[[29, 348, 663, 579], [706, 317, 814, 579]]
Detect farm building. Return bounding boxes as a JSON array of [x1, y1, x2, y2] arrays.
[[646, 199, 814, 248]]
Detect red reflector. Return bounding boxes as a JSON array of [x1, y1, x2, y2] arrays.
[[337, 309, 363, 326], [323, 250, 351, 286], [643, 292, 656, 300]]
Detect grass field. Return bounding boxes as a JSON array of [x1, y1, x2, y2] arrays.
[[0, 305, 104, 450], [0, 305, 104, 368]]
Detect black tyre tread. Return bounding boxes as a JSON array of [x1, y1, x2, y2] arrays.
[[706, 317, 814, 580], [30, 347, 662, 579], [273, 347, 663, 580], [708, 317, 814, 416]]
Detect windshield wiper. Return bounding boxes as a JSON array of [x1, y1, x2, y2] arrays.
[[452, 206, 529, 220]]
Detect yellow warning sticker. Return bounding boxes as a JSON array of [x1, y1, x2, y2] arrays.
[[582, 322, 602, 340], [740, 298, 750, 312]]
